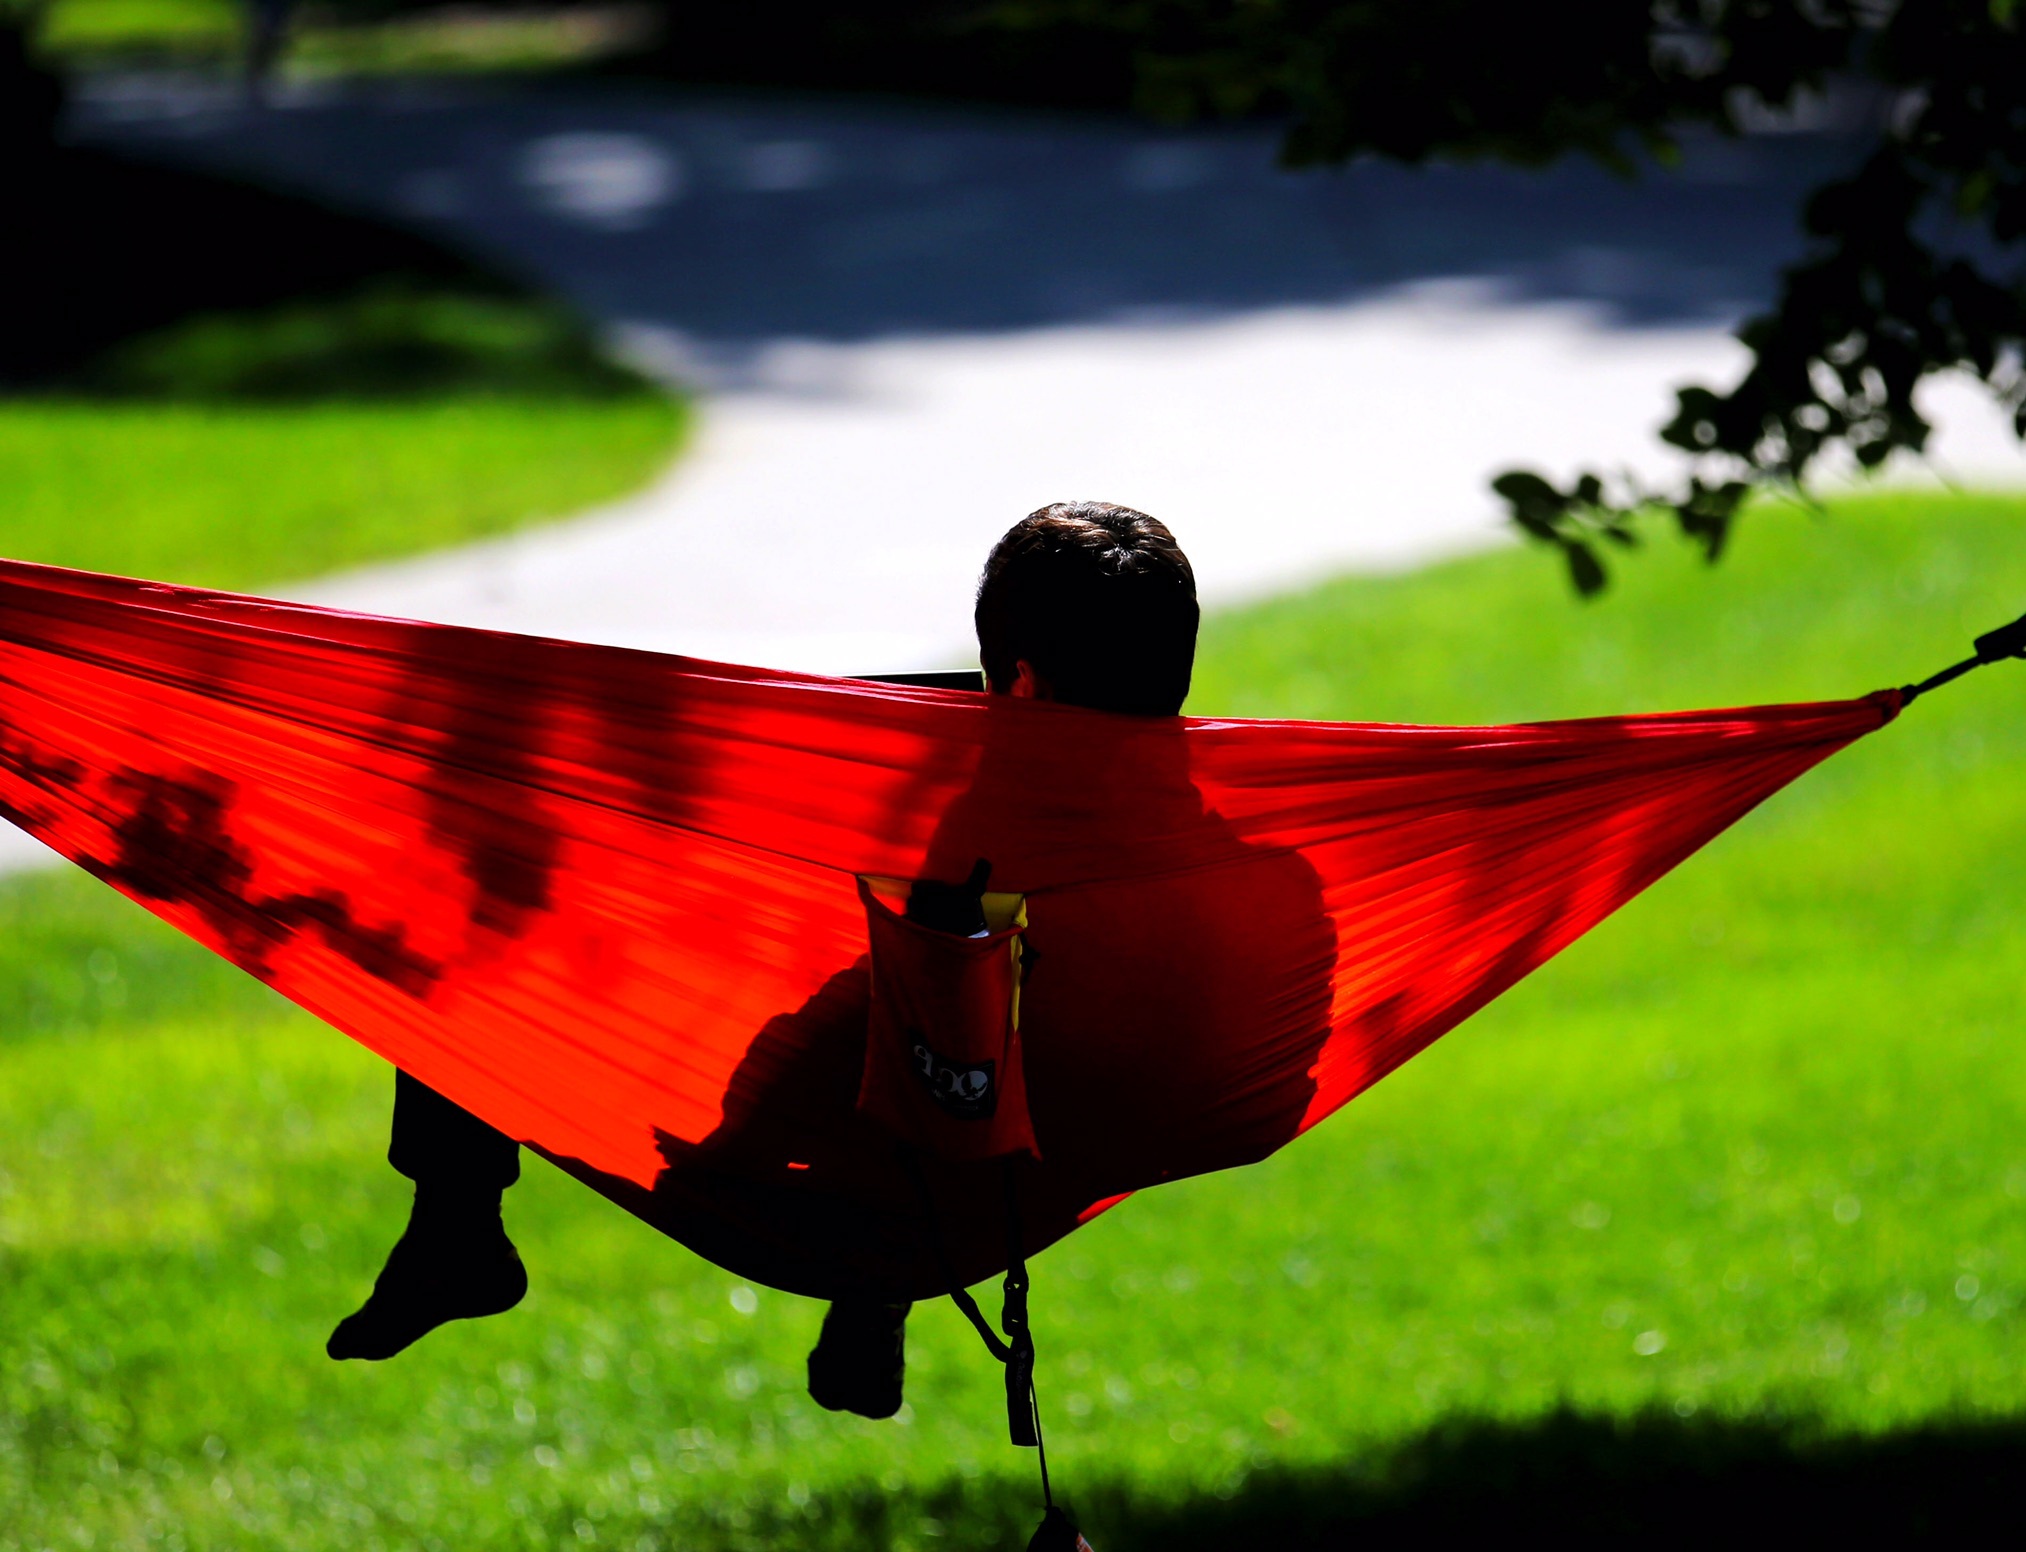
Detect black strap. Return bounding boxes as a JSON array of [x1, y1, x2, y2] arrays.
[[1000, 1162, 1041, 1452], [900, 1149, 1055, 1507], [1897, 607, 2026, 708]]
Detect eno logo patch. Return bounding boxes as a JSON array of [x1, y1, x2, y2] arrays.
[[909, 1038, 996, 1120]]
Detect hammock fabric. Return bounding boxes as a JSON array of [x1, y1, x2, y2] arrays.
[[0, 558, 1898, 1301]]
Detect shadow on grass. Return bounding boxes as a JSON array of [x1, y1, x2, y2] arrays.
[[623, 1410, 2023, 1549], [1075, 1409, 2023, 1547]]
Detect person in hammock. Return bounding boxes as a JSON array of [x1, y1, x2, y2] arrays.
[[327, 501, 1335, 1422]]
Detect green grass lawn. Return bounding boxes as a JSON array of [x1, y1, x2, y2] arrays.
[[0, 397, 685, 593], [33, 0, 646, 72], [33, 0, 242, 59], [1, 492, 2022, 1548]]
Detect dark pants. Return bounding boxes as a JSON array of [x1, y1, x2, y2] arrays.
[[390, 1070, 520, 1192]]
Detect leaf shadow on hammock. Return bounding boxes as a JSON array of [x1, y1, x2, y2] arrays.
[[75, 766, 443, 997], [1075, 1409, 2026, 1547]]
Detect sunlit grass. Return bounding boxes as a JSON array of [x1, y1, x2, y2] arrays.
[[34, 0, 240, 59], [0, 397, 685, 591], [1, 491, 2022, 1547], [32, 0, 650, 72]]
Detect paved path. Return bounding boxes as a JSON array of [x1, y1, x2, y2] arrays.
[[297, 290, 1747, 668], [72, 74, 1843, 342], [6, 79, 2015, 873]]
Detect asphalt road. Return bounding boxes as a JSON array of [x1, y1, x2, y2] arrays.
[[70, 72, 1856, 370]]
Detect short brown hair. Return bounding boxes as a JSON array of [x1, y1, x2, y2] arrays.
[[975, 501, 1199, 716]]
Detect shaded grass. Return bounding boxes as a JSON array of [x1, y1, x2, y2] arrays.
[[0, 396, 685, 591], [1, 491, 2023, 1547], [76, 288, 655, 404]]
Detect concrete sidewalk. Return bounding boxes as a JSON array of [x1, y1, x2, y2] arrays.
[[297, 288, 1740, 669]]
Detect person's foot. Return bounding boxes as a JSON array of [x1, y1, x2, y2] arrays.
[[806, 1299, 910, 1419], [326, 1189, 527, 1361]]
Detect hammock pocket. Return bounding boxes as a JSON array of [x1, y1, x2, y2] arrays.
[[857, 874, 1036, 1163], [0, 558, 1896, 1299]]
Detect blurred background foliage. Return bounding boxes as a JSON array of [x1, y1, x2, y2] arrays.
[[23, 0, 2022, 590], [0, 20, 646, 400], [0, 0, 686, 588], [5, 0, 676, 396]]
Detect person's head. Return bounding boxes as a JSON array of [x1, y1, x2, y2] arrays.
[[975, 501, 1199, 717]]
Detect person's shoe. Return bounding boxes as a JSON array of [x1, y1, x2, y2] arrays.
[[326, 1188, 526, 1361], [806, 1299, 910, 1419]]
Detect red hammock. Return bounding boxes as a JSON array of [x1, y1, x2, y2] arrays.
[[0, 558, 1896, 1299]]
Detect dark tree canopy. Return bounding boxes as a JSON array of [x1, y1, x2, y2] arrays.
[[967, 1, 2026, 591], [627, 0, 2024, 590]]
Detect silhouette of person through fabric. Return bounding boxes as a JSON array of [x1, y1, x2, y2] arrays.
[[328, 503, 1335, 1425]]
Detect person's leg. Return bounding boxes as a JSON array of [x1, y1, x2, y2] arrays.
[[327, 1071, 527, 1360], [806, 1299, 911, 1419]]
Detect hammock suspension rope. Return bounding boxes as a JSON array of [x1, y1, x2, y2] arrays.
[[1898, 609, 2026, 706]]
